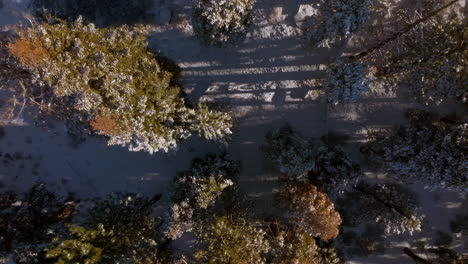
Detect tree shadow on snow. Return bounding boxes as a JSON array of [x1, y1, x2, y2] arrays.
[[30, 0, 156, 26]]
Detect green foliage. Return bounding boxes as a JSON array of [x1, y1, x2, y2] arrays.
[[46, 225, 103, 264], [46, 193, 163, 264], [194, 0, 255, 46], [324, 60, 372, 105], [262, 125, 316, 180], [0, 183, 75, 263], [270, 227, 340, 264], [378, 19, 467, 105], [166, 153, 240, 239], [365, 109, 467, 192], [337, 182, 423, 235], [262, 125, 361, 195], [11, 17, 232, 153], [194, 216, 269, 264]]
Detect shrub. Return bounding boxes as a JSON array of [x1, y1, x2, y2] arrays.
[[8, 17, 232, 153], [194, 0, 255, 46], [88, 115, 122, 136], [6, 38, 48, 67]]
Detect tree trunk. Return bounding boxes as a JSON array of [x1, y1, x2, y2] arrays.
[[403, 247, 433, 264], [352, 185, 413, 221], [350, 0, 459, 61]]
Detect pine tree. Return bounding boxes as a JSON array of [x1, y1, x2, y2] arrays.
[[262, 125, 316, 180], [324, 60, 372, 105], [194, 216, 270, 264], [277, 183, 342, 241], [310, 145, 361, 196], [262, 125, 361, 194], [304, 0, 372, 48], [165, 153, 240, 240], [337, 182, 424, 235], [47, 193, 163, 264], [45, 226, 103, 264], [194, 0, 255, 46], [270, 226, 340, 264], [365, 109, 467, 192], [7, 17, 232, 154], [377, 20, 467, 105], [0, 183, 76, 263]]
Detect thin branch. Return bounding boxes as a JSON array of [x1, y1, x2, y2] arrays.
[[350, 0, 459, 61]]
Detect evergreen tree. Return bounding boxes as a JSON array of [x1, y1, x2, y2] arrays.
[[45, 225, 103, 264], [194, 216, 269, 264], [337, 182, 424, 235], [262, 125, 316, 180], [310, 145, 361, 195], [277, 183, 342, 241], [6, 17, 232, 154], [0, 183, 76, 263], [304, 0, 372, 48], [263, 125, 361, 194], [377, 20, 467, 105], [324, 60, 372, 105], [194, 0, 255, 46], [165, 153, 240, 240], [365, 109, 467, 192], [46, 193, 164, 264], [269, 225, 340, 264]]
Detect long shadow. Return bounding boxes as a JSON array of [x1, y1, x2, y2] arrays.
[[30, 0, 156, 26], [149, 28, 331, 107]]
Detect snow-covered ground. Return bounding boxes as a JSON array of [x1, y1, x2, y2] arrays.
[[0, 0, 466, 263]]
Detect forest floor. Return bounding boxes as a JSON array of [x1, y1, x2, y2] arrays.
[[0, 0, 466, 263]]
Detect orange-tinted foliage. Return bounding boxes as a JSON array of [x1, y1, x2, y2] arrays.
[[281, 184, 342, 241], [89, 115, 122, 136], [7, 37, 48, 67]]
